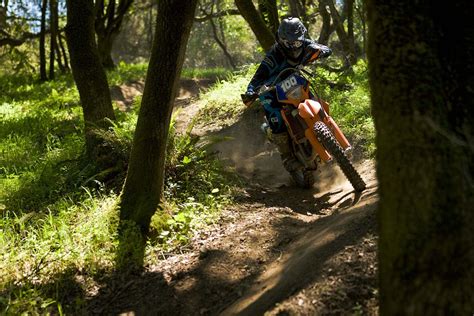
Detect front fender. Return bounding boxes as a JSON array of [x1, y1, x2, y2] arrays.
[[298, 99, 321, 120]]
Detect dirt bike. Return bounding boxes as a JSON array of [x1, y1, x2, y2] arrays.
[[242, 65, 366, 192]]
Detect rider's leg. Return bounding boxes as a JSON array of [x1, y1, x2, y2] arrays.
[[261, 94, 303, 172], [271, 132, 303, 172]]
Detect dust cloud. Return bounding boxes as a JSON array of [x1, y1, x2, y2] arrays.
[[203, 106, 358, 192]]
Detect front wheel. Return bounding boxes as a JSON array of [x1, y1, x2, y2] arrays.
[[314, 121, 366, 192]]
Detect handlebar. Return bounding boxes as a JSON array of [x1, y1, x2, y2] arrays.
[[241, 93, 258, 107], [242, 65, 318, 106]]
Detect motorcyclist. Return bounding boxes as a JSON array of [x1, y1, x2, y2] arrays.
[[242, 17, 332, 173]]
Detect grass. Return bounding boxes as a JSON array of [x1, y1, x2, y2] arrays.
[[0, 64, 239, 314], [196, 64, 257, 126], [105, 61, 233, 86]]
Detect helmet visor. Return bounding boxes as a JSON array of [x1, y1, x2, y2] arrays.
[[281, 39, 303, 50]]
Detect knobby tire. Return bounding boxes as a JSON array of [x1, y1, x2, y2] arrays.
[[314, 121, 366, 192]]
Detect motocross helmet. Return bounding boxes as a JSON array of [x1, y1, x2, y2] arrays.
[[277, 17, 307, 60]]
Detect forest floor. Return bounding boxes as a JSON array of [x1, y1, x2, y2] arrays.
[[89, 80, 379, 315]]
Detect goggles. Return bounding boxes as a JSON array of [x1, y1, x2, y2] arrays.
[[281, 39, 303, 49]]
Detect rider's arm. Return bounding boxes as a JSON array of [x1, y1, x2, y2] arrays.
[[246, 45, 281, 94], [302, 40, 332, 64]]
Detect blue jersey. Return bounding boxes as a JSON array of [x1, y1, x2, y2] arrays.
[[247, 39, 332, 93]]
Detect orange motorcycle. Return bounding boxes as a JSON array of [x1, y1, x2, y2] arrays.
[[245, 66, 366, 191]]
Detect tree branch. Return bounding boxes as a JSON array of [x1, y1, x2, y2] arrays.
[[194, 8, 240, 22], [0, 30, 48, 48]]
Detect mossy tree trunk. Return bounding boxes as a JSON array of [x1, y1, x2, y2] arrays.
[[119, 0, 198, 234], [235, 0, 274, 51], [65, 0, 116, 157], [367, 1, 474, 314]]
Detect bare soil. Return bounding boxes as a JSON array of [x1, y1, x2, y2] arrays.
[[91, 81, 378, 315]]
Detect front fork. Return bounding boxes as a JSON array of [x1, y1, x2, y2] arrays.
[[295, 99, 353, 163]]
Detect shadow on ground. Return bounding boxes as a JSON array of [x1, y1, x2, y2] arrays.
[[79, 185, 377, 315]]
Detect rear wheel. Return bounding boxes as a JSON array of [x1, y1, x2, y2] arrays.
[[314, 121, 366, 192]]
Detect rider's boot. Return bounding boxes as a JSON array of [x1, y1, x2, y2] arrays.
[[272, 132, 303, 172]]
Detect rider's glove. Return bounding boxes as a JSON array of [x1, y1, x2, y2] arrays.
[[241, 89, 258, 107], [302, 48, 321, 65], [302, 44, 331, 65]]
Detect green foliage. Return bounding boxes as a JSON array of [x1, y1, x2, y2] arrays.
[[181, 67, 232, 81], [0, 190, 120, 314], [197, 64, 257, 125], [147, 120, 239, 250], [0, 66, 238, 313], [107, 62, 149, 85], [185, 14, 261, 68], [0, 7, 40, 75], [105, 62, 233, 86], [310, 60, 375, 155], [0, 74, 85, 212], [113, 0, 260, 68]]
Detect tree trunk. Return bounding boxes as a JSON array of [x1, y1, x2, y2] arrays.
[[368, 1, 474, 314], [66, 0, 116, 157], [97, 33, 116, 69], [210, 17, 236, 70], [346, 0, 354, 54], [49, 0, 57, 79], [95, 0, 134, 69], [0, 1, 8, 31], [235, 0, 274, 52], [327, 0, 356, 64], [54, 37, 65, 72], [287, 0, 307, 22], [355, 0, 367, 58], [58, 32, 70, 70], [258, 0, 279, 34], [0, 3, 6, 29], [146, 1, 154, 51], [318, 0, 332, 45], [119, 0, 198, 234], [39, 0, 47, 81]]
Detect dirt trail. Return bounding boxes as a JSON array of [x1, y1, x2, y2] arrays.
[[89, 82, 378, 315]]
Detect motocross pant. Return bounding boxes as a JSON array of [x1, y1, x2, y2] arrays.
[[260, 92, 302, 172]]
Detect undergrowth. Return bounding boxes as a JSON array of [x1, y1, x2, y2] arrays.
[[0, 65, 237, 314], [196, 64, 257, 126], [310, 60, 375, 155], [106, 62, 232, 86]]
